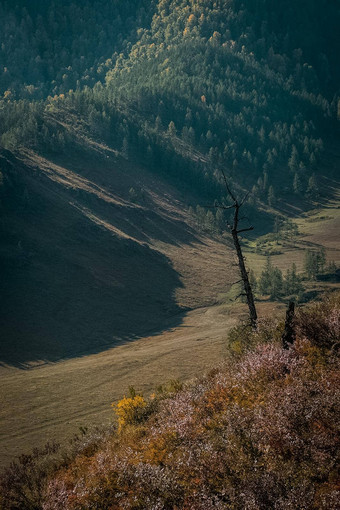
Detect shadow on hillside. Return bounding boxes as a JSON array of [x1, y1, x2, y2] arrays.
[[0, 151, 191, 367], [0, 228, 185, 366]]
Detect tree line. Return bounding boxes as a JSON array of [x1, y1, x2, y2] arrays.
[[251, 249, 337, 301]]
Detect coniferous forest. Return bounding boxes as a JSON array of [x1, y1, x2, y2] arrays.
[[1, 0, 339, 200]]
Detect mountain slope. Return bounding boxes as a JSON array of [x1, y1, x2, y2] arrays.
[[0, 145, 234, 364], [1, 0, 339, 201]]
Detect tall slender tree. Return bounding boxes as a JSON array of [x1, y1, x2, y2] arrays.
[[210, 170, 257, 329]]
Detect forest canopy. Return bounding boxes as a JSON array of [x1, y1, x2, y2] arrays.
[[0, 0, 339, 200]]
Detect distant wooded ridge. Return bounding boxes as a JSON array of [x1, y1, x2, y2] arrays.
[[0, 0, 339, 200]]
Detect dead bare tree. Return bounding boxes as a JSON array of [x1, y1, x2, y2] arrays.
[[210, 169, 258, 329]]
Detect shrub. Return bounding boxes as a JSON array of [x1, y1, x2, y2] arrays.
[[0, 442, 60, 510], [113, 388, 147, 432], [296, 292, 340, 350], [16, 294, 340, 508], [0, 426, 113, 510], [226, 316, 283, 359]]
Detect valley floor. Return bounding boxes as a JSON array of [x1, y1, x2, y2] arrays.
[[0, 301, 283, 468]]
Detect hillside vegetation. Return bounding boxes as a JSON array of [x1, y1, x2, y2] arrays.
[[1, 293, 339, 509]]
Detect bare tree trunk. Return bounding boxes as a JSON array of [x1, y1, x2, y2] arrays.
[[282, 301, 295, 349], [231, 230, 257, 329], [208, 170, 258, 329], [231, 200, 257, 329]]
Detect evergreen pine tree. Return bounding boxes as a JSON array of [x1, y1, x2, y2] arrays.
[[259, 257, 283, 299], [317, 247, 326, 273], [293, 173, 302, 194], [288, 145, 299, 173], [248, 269, 257, 296], [267, 185, 276, 206], [270, 266, 283, 299], [215, 208, 224, 233], [259, 257, 273, 295], [168, 121, 176, 137], [306, 174, 319, 199], [304, 250, 318, 279], [283, 263, 303, 296]]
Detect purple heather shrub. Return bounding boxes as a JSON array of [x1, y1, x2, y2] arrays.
[[14, 293, 340, 509], [236, 343, 295, 383], [150, 389, 196, 439], [296, 293, 340, 349]]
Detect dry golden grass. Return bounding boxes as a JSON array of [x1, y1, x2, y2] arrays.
[[0, 301, 283, 468], [246, 202, 340, 280]]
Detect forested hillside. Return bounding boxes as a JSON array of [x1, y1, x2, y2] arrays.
[[0, 0, 152, 98], [1, 0, 339, 202]]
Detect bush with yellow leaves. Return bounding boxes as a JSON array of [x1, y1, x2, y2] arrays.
[[113, 386, 147, 432]]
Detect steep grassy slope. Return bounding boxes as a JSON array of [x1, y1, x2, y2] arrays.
[[0, 150, 175, 363], [0, 144, 237, 365]]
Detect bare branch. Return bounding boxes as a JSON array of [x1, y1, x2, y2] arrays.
[[230, 279, 243, 286], [236, 226, 254, 234], [240, 191, 250, 206], [221, 168, 237, 202], [235, 292, 247, 300], [202, 204, 234, 210]]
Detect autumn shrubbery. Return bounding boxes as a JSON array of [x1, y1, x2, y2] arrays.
[[0, 426, 114, 510], [1, 293, 339, 509], [296, 292, 340, 350], [114, 386, 148, 432]]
